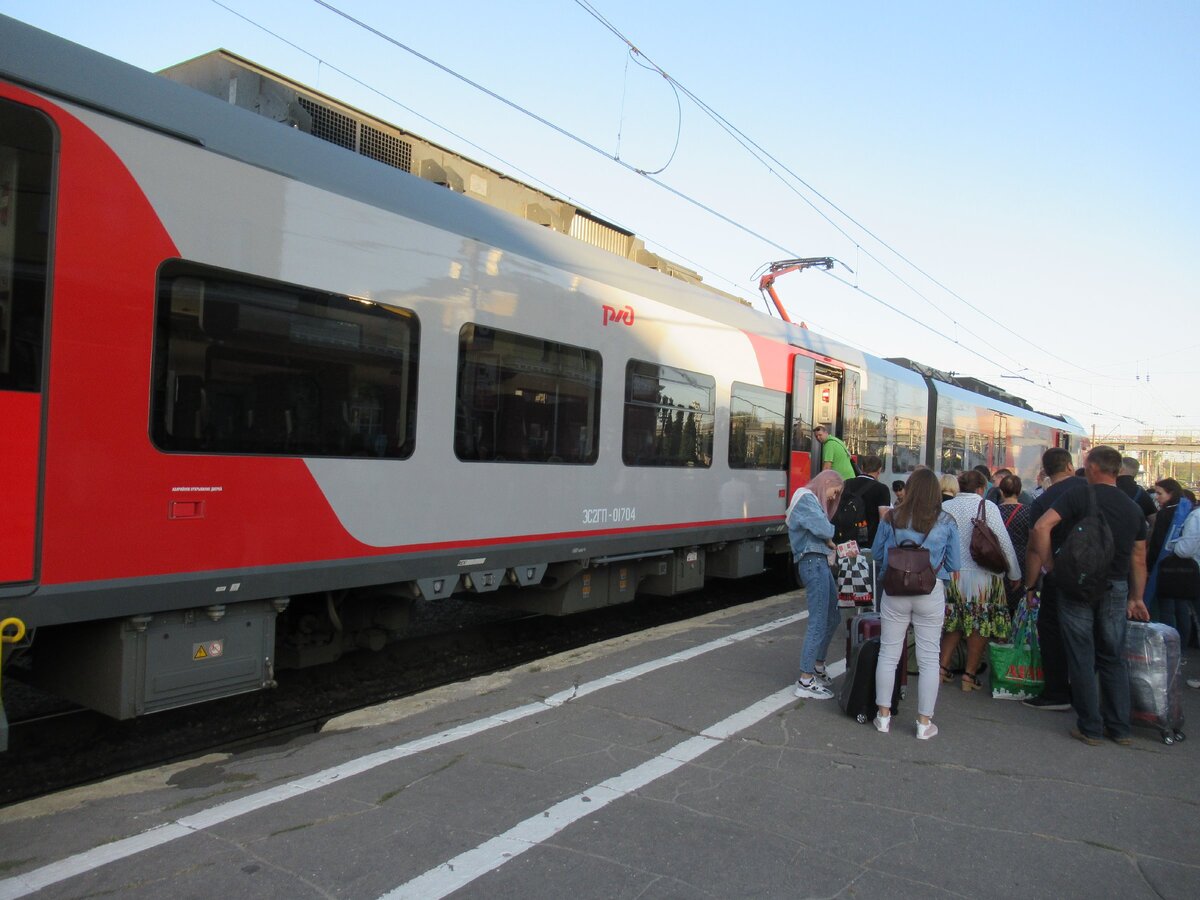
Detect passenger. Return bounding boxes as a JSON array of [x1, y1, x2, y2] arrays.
[[845, 454, 891, 545], [987, 468, 1033, 505], [1026, 445, 1149, 745], [813, 424, 855, 480], [973, 464, 992, 484], [788, 469, 845, 699], [996, 474, 1031, 615], [938, 469, 1021, 691], [1021, 447, 1086, 711], [892, 479, 907, 505], [870, 468, 961, 739], [1117, 456, 1158, 524], [939, 474, 959, 502], [1170, 501, 1200, 687], [1146, 478, 1193, 627]]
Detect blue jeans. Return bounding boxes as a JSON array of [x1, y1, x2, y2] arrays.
[[1058, 580, 1132, 739], [797, 553, 840, 674]]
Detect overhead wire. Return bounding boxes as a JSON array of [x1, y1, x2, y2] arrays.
[[283, 1, 1146, 424], [569, 0, 1112, 384]]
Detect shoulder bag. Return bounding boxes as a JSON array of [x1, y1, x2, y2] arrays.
[[970, 496, 1008, 573]]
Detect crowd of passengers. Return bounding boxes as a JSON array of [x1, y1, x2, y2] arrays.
[[786, 442, 1199, 743]]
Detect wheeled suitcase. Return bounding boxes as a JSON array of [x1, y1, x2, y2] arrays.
[[1124, 621, 1185, 744], [839, 636, 903, 723], [846, 610, 908, 694]]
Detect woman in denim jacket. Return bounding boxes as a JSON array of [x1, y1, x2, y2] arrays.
[[870, 468, 961, 739], [788, 469, 844, 699]]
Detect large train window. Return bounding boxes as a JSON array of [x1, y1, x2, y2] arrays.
[[0, 100, 53, 393], [622, 360, 714, 467], [940, 427, 990, 475], [151, 262, 419, 458], [729, 382, 787, 469], [455, 324, 600, 464]]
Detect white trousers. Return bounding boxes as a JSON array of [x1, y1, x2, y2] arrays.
[[875, 581, 947, 718]]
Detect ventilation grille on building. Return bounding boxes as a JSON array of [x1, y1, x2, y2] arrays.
[[297, 96, 412, 173]]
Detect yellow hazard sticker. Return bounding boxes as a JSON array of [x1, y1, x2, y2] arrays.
[[193, 640, 224, 660]]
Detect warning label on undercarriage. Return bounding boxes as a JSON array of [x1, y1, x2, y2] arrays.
[[193, 640, 224, 660]]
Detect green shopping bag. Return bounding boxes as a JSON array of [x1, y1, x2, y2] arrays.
[[988, 600, 1044, 701]]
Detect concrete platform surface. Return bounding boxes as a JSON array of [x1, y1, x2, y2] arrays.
[[1, 590, 1197, 900]]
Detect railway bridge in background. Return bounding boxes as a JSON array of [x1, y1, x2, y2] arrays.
[[1101, 431, 1200, 487]]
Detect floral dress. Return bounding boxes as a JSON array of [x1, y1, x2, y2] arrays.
[[941, 493, 1022, 640]]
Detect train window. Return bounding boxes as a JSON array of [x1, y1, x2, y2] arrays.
[[891, 416, 924, 473], [151, 262, 419, 458], [729, 382, 787, 470], [455, 324, 600, 464], [0, 100, 54, 393], [622, 360, 714, 467]]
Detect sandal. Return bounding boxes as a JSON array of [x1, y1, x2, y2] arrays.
[[961, 671, 983, 692], [940, 666, 953, 684]]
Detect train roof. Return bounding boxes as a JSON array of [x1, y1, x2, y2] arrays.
[[0, 14, 1083, 440]]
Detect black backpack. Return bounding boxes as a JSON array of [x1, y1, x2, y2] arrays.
[[832, 489, 868, 545], [1053, 484, 1115, 604]]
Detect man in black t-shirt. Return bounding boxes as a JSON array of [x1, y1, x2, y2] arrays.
[[1026, 445, 1149, 745], [1117, 456, 1157, 522], [844, 454, 891, 545], [1021, 447, 1085, 711]]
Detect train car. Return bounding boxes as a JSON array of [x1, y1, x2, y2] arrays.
[[0, 16, 1084, 736]]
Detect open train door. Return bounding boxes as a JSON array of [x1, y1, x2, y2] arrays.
[[787, 354, 816, 500], [0, 99, 52, 590]]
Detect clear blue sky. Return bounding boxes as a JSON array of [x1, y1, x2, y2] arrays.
[[6, 0, 1198, 438]]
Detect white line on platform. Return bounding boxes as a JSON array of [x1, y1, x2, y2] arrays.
[[0, 609, 809, 900], [381, 658, 848, 900]]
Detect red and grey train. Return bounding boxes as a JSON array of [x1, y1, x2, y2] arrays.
[[0, 16, 1084, 734]]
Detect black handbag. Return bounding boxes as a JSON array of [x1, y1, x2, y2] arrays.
[[1157, 555, 1200, 599]]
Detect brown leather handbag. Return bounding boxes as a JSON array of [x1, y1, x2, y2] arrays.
[[969, 496, 1008, 573]]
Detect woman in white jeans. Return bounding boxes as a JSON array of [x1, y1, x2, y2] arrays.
[[869, 468, 962, 739]]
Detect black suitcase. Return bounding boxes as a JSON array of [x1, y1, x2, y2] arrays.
[[839, 635, 903, 723]]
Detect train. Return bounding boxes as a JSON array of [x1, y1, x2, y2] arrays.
[[0, 15, 1085, 738]]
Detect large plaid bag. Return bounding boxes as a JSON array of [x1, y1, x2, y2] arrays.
[[836, 550, 873, 608]]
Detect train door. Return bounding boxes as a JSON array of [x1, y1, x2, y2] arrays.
[[993, 414, 1009, 470], [788, 355, 816, 497], [0, 99, 53, 587]]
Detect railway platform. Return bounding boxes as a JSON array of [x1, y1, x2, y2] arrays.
[[1, 590, 1197, 899]]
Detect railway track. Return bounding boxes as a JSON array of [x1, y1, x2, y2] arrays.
[[1, 572, 790, 807]]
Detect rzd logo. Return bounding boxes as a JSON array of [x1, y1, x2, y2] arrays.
[[602, 304, 635, 326]]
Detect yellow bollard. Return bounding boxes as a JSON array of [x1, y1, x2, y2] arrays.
[[1, 617, 27, 752]]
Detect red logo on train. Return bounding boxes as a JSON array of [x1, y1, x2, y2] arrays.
[[602, 304, 635, 326]]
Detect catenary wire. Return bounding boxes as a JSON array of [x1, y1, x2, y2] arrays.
[[281, 2, 1144, 423]]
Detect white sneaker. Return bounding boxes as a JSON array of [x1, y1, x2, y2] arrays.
[[812, 668, 834, 688], [915, 720, 939, 740], [1187, 677, 1200, 690], [794, 679, 834, 700], [872, 714, 891, 733]]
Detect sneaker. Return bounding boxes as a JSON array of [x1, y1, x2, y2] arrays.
[[1104, 730, 1134, 746], [872, 714, 891, 733], [1069, 728, 1102, 746], [915, 720, 938, 740], [794, 678, 834, 700], [1187, 677, 1200, 690], [812, 668, 834, 688], [1022, 696, 1071, 711]]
